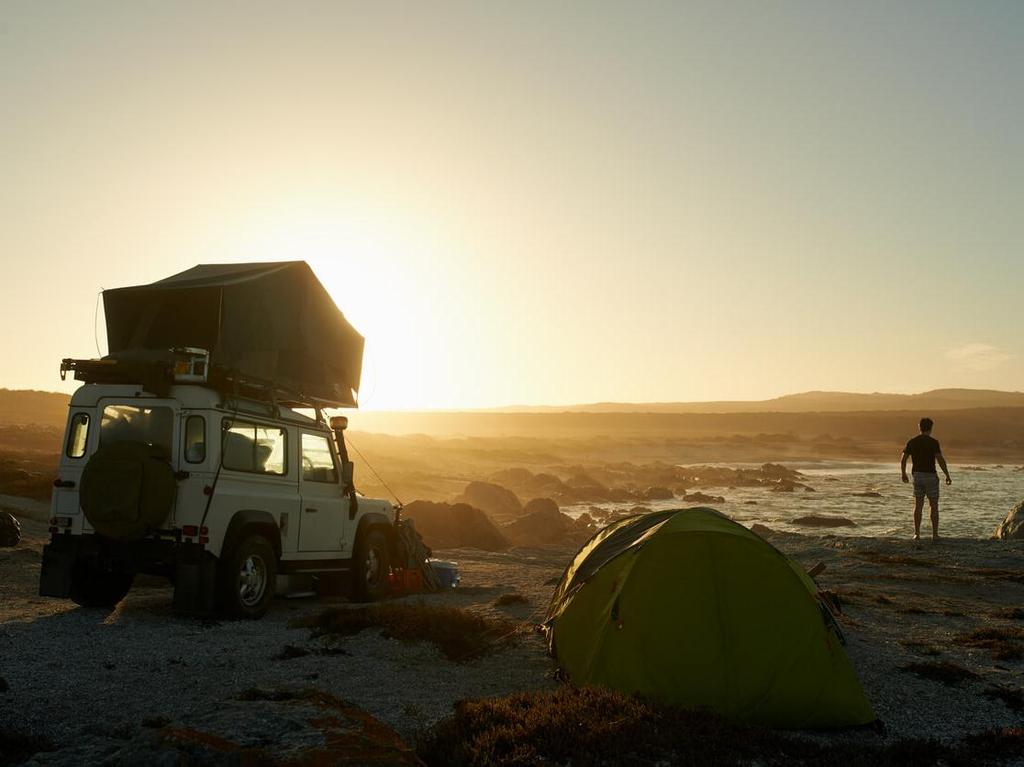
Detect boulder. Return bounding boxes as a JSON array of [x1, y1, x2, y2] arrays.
[[0, 511, 21, 547], [575, 512, 596, 529], [523, 497, 559, 516], [503, 508, 582, 546], [642, 486, 674, 501], [453, 481, 522, 522], [792, 515, 856, 528], [403, 501, 510, 551], [760, 463, 802, 480], [488, 467, 534, 487], [750, 523, 774, 537], [683, 492, 725, 504], [993, 501, 1024, 540]]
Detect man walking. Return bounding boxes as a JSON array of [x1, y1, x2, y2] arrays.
[[901, 417, 952, 540]]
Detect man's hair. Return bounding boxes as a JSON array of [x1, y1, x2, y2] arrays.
[[920, 417, 934, 432]]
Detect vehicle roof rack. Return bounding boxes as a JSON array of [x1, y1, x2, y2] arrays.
[[60, 354, 354, 412]]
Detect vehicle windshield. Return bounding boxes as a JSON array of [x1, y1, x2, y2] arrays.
[[100, 404, 174, 455]]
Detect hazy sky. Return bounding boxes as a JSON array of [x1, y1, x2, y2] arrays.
[[2, 2, 1021, 409]]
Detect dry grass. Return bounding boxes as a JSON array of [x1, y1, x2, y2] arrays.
[[966, 568, 1024, 585], [290, 604, 516, 662], [900, 640, 942, 657], [954, 627, 1024, 661], [493, 593, 529, 607], [900, 661, 978, 686], [984, 686, 1024, 713], [0, 729, 56, 765], [856, 552, 938, 568], [416, 686, 1020, 767], [992, 607, 1024, 620]]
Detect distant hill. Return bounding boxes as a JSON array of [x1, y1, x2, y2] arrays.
[[3, 386, 1024, 431], [492, 389, 1024, 414], [0, 389, 69, 426]]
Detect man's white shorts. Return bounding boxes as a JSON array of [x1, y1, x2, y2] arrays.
[[912, 472, 939, 502]]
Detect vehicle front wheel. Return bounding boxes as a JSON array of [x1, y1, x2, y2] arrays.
[[218, 534, 276, 619], [69, 564, 134, 608], [352, 529, 390, 602]]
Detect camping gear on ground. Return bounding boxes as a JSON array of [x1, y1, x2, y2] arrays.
[[389, 568, 424, 593], [0, 511, 21, 547], [94, 261, 363, 407], [428, 559, 460, 589], [544, 507, 875, 728], [393, 518, 443, 592]]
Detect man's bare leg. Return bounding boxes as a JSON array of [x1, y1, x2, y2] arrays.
[[913, 496, 924, 540], [929, 497, 939, 540]]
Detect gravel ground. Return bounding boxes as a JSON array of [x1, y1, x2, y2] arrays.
[[0, 521, 562, 764], [2, 512, 1023, 764]]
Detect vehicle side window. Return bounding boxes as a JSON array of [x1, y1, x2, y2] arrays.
[[222, 419, 287, 475], [66, 413, 90, 458], [301, 433, 338, 483], [184, 416, 206, 464], [100, 405, 174, 455]]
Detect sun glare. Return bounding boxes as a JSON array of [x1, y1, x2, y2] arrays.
[[223, 203, 455, 411]]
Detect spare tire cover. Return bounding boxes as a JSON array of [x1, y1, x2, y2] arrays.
[[0, 511, 21, 547], [80, 441, 176, 540]]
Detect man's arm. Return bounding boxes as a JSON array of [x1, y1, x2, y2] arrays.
[[937, 453, 952, 485], [901, 451, 909, 483]]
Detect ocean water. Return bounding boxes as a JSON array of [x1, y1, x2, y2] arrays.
[[563, 462, 1023, 540]]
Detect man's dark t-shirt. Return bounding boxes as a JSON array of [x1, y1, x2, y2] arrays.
[[905, 434, 941, 474]]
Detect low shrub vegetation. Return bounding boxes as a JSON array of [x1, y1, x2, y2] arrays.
[[900, 661, 978, 686], [493, 593, 529, 607], [954, 626, 1024, 661], [0, 729, 56, 766], [290, 604, 517, 662], [992, 607, 1024, 620], [416, 687, 1022, 766], [899, 640, 942, 657], [984, 685, 1024, 713]]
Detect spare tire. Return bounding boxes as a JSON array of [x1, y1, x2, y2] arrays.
[[80, 441, 176, 540], [0, 511, 21, 547]]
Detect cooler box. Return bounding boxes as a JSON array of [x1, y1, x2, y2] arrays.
[[428, 559, 460, 589]]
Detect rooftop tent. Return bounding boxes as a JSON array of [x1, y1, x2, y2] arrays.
[[102, 261, 364, 407], [545, 508, 875, 729]]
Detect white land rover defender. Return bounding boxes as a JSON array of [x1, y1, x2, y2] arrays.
[[39, 261, 407, 618]]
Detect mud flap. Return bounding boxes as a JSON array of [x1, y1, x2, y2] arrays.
[[39, 538, 78, 598], [172, 548, 217, 616]]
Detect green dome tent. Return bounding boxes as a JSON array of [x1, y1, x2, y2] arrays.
[[545, 508, 875, 728]]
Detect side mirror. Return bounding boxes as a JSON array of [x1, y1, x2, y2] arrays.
[[341, 460, 354, 491]]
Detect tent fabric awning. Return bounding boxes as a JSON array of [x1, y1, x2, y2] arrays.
[[103, 261, 364, 407]]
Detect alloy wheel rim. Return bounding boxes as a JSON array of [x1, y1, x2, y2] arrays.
[[365, 547, 381, 587], [238, 553, 267, 607]]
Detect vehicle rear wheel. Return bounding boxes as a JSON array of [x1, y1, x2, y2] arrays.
[[217, 534, 276, 619], [352, 529, 390, 602], [69, 563, 134, 608]]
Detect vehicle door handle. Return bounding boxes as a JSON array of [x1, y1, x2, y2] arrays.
[[53, 479, 75, 489], [305, 507, 318, 513], [175, 471, 190, 480]]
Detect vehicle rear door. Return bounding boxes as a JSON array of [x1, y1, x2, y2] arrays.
[[88, 398, 180, 532]]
